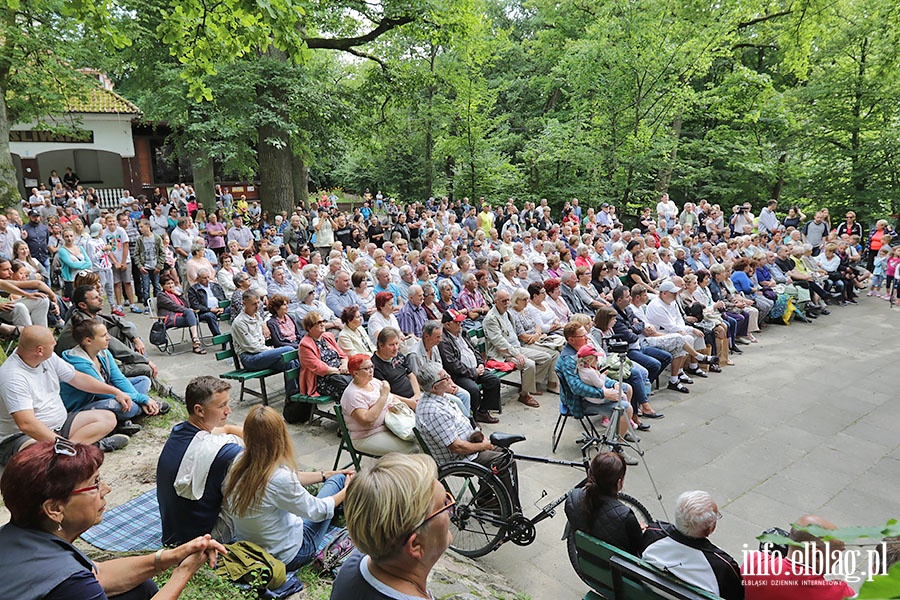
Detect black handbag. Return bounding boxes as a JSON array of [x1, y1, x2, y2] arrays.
[[149, 320, 168, 348]]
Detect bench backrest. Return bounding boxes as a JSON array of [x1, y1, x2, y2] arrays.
[[212, 333, 241, 370], [467, 327, 487, 359], [282, 348, 300, 383], [575, 531, 722, 600]]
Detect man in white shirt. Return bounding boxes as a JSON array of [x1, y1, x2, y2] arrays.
[[0, 326, 132, 465], [656, 193, 678, 229], [756, 199, 780, 234], [644, 280, 716, 393], [0, 214, 21, 259]]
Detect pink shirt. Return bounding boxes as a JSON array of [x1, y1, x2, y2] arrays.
[[341, 379, 390, 439]]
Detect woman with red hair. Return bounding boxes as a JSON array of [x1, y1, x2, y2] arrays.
[[340, 354, 418, 455], [0, 439, 225, 599]]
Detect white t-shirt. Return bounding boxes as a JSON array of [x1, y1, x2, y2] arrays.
[[0, 351, 77, 440]]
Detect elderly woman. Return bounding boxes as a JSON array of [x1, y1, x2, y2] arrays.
[[185, 243, 214, 287], [340, 354, 418, 455], [226, 239, 244, 267], [157, 274, 208, 354], [720, 263, 760, 338], [368, 291, 403, 345], [683, 272, 729, 368], [224, 406, 349, 570], [298, 310, 351, 398], [421, 282, 442, 321], [0, 440, 225, 599], [266, 294, 303, 348], [510, 287, 561, 391], [497, 260, 521, 294], [338, 305, 374, 356], [708, 264, 752, 347], [525, 281, 563, 334], [435, 278, 456, 312], [332, 454, 449, 598], [574, 244, 594, 269], [216, 253, 240, 294], [435, 261, 461, 296], [230, 271, 252, 316], [543, 278, 572, 324], [294, 283, 341, 332], [731, 257, 774, 323]]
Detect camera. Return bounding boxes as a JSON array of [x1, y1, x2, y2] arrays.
[[606, 337, 629, 355]]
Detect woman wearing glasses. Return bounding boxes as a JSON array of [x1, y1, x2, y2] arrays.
[[0, 439, 226, 599], [341, 354, 419, 455], [332, 454, 451, 599], [298, 310, 351, 399], [223, 406, 351, 571]]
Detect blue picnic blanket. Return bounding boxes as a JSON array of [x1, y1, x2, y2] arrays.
[[81, 488, 162, 552]]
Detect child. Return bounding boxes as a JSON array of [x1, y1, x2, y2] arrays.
[[885, 246, 900, 301], [576, 344, 640, 446], [869, 247, 889, 298], [86, 222, 115, 311]]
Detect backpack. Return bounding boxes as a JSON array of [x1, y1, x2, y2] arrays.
[[149, 320, 167, 348], [313, 527, 355, 577]]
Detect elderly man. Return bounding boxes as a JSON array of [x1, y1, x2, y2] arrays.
[[372, 267, 402, 307], [231, 289, 299, 396], [396, 284, 427, 339], [644, 280, 717, 393], [560, 271, 594, 315], [642, 491, 743, 600], [188, 268, 227, 337], [226, 213, 254, 254], [527, 254, 551, 284], [406, 319, 472, 416], [483, 289, 546, 407], [456, 272, 489, 329], [266, 265, 299, 310], [0, 326, 133, 465], [327, 271, 369, 321], [414, 362, 520, 510], [438, 309, 501, 423], [741, 514, 856, 600], [243, 257, 267, 295]]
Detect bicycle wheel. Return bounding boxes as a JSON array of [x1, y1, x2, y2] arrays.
[[439, 461, 513, 558]]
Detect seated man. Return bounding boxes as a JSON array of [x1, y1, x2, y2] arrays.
[[456, 273, 490, 329], [396, 284, 427, 338], [483, 289, 545, 407], [438, 309, 501, 424], [741, 515, 855, 600], [405, 319, 471, 417], [157, 376, 243, 546], [231, 289, 299, 397], [642, 490, 744, 600], [187, 268, 227, 337], [371, 326, 421, 403], [327, 271, 369, 321], [0, 326, 132, 466], [0, 257, 52, 327], [414, 362, 520, 510]]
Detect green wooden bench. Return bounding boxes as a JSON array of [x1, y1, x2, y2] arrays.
[[574, 531, 722, 600], [332, 404, 379, 471], [280, 349, 337, 424], [218, 299, 232, 323], [213, 333, 277, 406]]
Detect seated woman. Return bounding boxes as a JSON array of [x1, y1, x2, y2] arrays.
[[731, 257, 774, 325], [294, 283, 342, 333], [156, 274, 209, 354], [60, 314, 167, 436], [298, 310, 351, 399], [565, 451, 643, 555], [367, 291, 402, 345], [0, 440, 225, 600], [266, 294, 302, 349], [525, 281, 563, 335], [216, 253, 241, 295], [223, 406, 350, 571], [341, 354, 419, 455], [338, 306, 374, 356]]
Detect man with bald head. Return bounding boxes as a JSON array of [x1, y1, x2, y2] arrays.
[[741, 514, 856, 599], [0, 326, 134, 464]]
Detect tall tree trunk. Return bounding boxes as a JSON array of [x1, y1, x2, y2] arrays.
[[656, 113, 682, 193], [191, 153, 216, 213], [258, 124, 294, 215], [850, 37, 868, 194], [292, 152, 308, 208], [0, 88, 19, 208], [771, 153, 787, 202], [424, 45, 436, 198]]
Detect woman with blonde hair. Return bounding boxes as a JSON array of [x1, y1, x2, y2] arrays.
[[223, 405, 351, 570]]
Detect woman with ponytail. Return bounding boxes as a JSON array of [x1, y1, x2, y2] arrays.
[[564, 451, 642, 554]]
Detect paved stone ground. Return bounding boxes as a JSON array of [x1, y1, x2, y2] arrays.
[[143, 297, 900, 598]]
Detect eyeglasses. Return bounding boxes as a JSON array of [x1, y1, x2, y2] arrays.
[[436, 375, 452, 385], [405, 491, 455, 543], [54, 437, 77, 457], [72, 477, 105, 495], [357, 365, 375, 371], [716, 511, 724, 520]]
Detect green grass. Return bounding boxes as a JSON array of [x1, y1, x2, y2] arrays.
[[152, 563, 335, 599]]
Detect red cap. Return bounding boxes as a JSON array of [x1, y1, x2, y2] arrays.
[[577, 344, 601, 358]]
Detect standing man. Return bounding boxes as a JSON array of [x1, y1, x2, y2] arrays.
[[226, 213, 254, 256], [757, 200, 780, 235], [104, 213, 134, 316], [21, 210, 50, 272], [802, 211, 829, 256]]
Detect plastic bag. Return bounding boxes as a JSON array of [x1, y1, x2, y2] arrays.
[[384, 401, 416, 441]]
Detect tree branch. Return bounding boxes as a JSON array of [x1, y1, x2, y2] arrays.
[[304, 16, 415, 50], [343, 46, 388, 71], [736, 10, 793, 30]]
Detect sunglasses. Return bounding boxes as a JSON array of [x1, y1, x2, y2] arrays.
[[314, 320, 327, 326]]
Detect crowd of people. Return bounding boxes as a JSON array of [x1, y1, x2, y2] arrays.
[[1, 183, 899, 599]]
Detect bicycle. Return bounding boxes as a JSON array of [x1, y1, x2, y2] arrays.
[[438, 431, 653, 558]]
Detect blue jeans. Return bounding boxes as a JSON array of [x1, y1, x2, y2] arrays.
[[140, 269, 161, 302], [81, 376, 152, 421], [285, 474, 346, 570], [629, 346, 673, 384], [240, 347, 299, 396]]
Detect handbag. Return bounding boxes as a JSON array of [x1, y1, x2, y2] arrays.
[[149, 320, 167, 348], [313, 527, 356, 578], [603, 352, 632, 380], [384, 401, 416, 441]]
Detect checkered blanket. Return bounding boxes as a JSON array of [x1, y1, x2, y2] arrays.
[[81, 488, 162, 552]]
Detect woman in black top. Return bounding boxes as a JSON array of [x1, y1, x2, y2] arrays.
[[565, 451, 643, 555]]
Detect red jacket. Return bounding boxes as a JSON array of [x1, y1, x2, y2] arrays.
[[298, 332, 347, 396]]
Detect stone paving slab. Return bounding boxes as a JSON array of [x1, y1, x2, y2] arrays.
[[141, 298, 900, 598]]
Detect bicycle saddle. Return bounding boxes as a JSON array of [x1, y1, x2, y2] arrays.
[[489, 432, 526, 448]]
